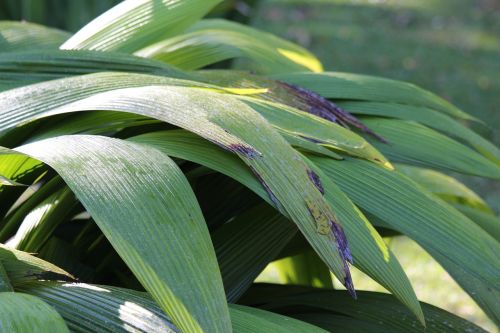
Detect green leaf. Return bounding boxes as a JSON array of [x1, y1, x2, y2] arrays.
[[0, 292, 69, 332], [2, 82, 356, 294], [0, 175, 65, 242], [6, 186, 77, 252], [0, 21, 70, 53], [61, 0, 222, 53], [250, 286, 486, 333], [19, 280, 328, 333], [396, 164, 493, 213], [18, 281, 178, 333], [136, 19, 323, 73], [0, 50, 190, 91], [359, 118, 500, 179], [131, 130, 424, 323], [272, 72, 477, 122], [213, 203, 298, 302], [230, 304, 328, 333], [16, 135, 231, 333], [243, 98, 391, 168], [337, 101, 500, 165], [0, 260, 13, 292], [451, 204, 500, 242], [0, 244, 73, 286], [312, 156, 500, 322]]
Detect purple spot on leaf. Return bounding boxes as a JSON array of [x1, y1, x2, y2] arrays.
[[227, 143, 261, 159], [307, 169, 324, 195], [278, 81, 387, 143], [248, 165, 282, 210], [331, 221, 353, 264]]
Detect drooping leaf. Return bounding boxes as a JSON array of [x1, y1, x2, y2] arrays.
[[250, 285, 486, 333], [396, 164, 493, 213], [61, 0, 222, 53], [0, 50, 190, 91], [312, 156, 500, 322], [272, 72, 477, 122], [16, 135, 232, 333], [131, 130, 424, 323], [18, 280, 329, 333], [359, 118, 500, 179], [0, 244, 73, 286], [337, 101, 500, 165], [136, 19, 323, 73], [1, 82, 356, 294]]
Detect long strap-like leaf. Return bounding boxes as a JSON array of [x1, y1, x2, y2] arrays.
[[16, 135, 232, 333]]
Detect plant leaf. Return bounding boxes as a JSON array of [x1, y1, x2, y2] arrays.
[[248, 285, 487, 333], [0, 21, 70, 53], [15, 135, 232, 333], [338, 101, 500, 165], [131, 130, 424, 323], [359, 118, 500, 179], [0, 292, 69, 332], [272, 72, 478, 122], [136, 19, 323, 73], [61, 0, 222, 53], [1, 83, 356, 294]]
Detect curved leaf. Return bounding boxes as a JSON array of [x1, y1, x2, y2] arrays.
[[16, 135, 231, 333], [250, 286, 486, 333], [19, 280, 327, 333], [131, 130, 424, 323], [338, 101, 500, 165], [360, 118, 500, 179], [2, 83, 356, 294], [136, 19, 323, 73], [61, 0, 222, 52], [272, 72, 477, 122], [0, 21, 69, 53], [312, 156, 500, 322], [0, 292, 68, 332]]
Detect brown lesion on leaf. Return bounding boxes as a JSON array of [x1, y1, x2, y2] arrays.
[[278, 81, 387, 143]]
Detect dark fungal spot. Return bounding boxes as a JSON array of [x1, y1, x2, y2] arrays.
[[248, 165, 282, 210], [278, 81, 387, 143], [331, 222, 353, 264], [227, 143, 261, 159], [330, 221, 356, 298], [307, 169, 324, 195], [343, 261, 357, 299], [298, 135, 326, 144]]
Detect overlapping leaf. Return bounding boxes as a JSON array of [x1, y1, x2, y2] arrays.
[[136, 19, 323, 73], [15, 135, 231, 332]]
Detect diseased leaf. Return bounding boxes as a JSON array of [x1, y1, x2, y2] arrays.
[[2, 83, 356, 294], [131, 130, 424, 323]]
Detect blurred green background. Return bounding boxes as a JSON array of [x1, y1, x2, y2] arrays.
[[1, 0, 498, 331]]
